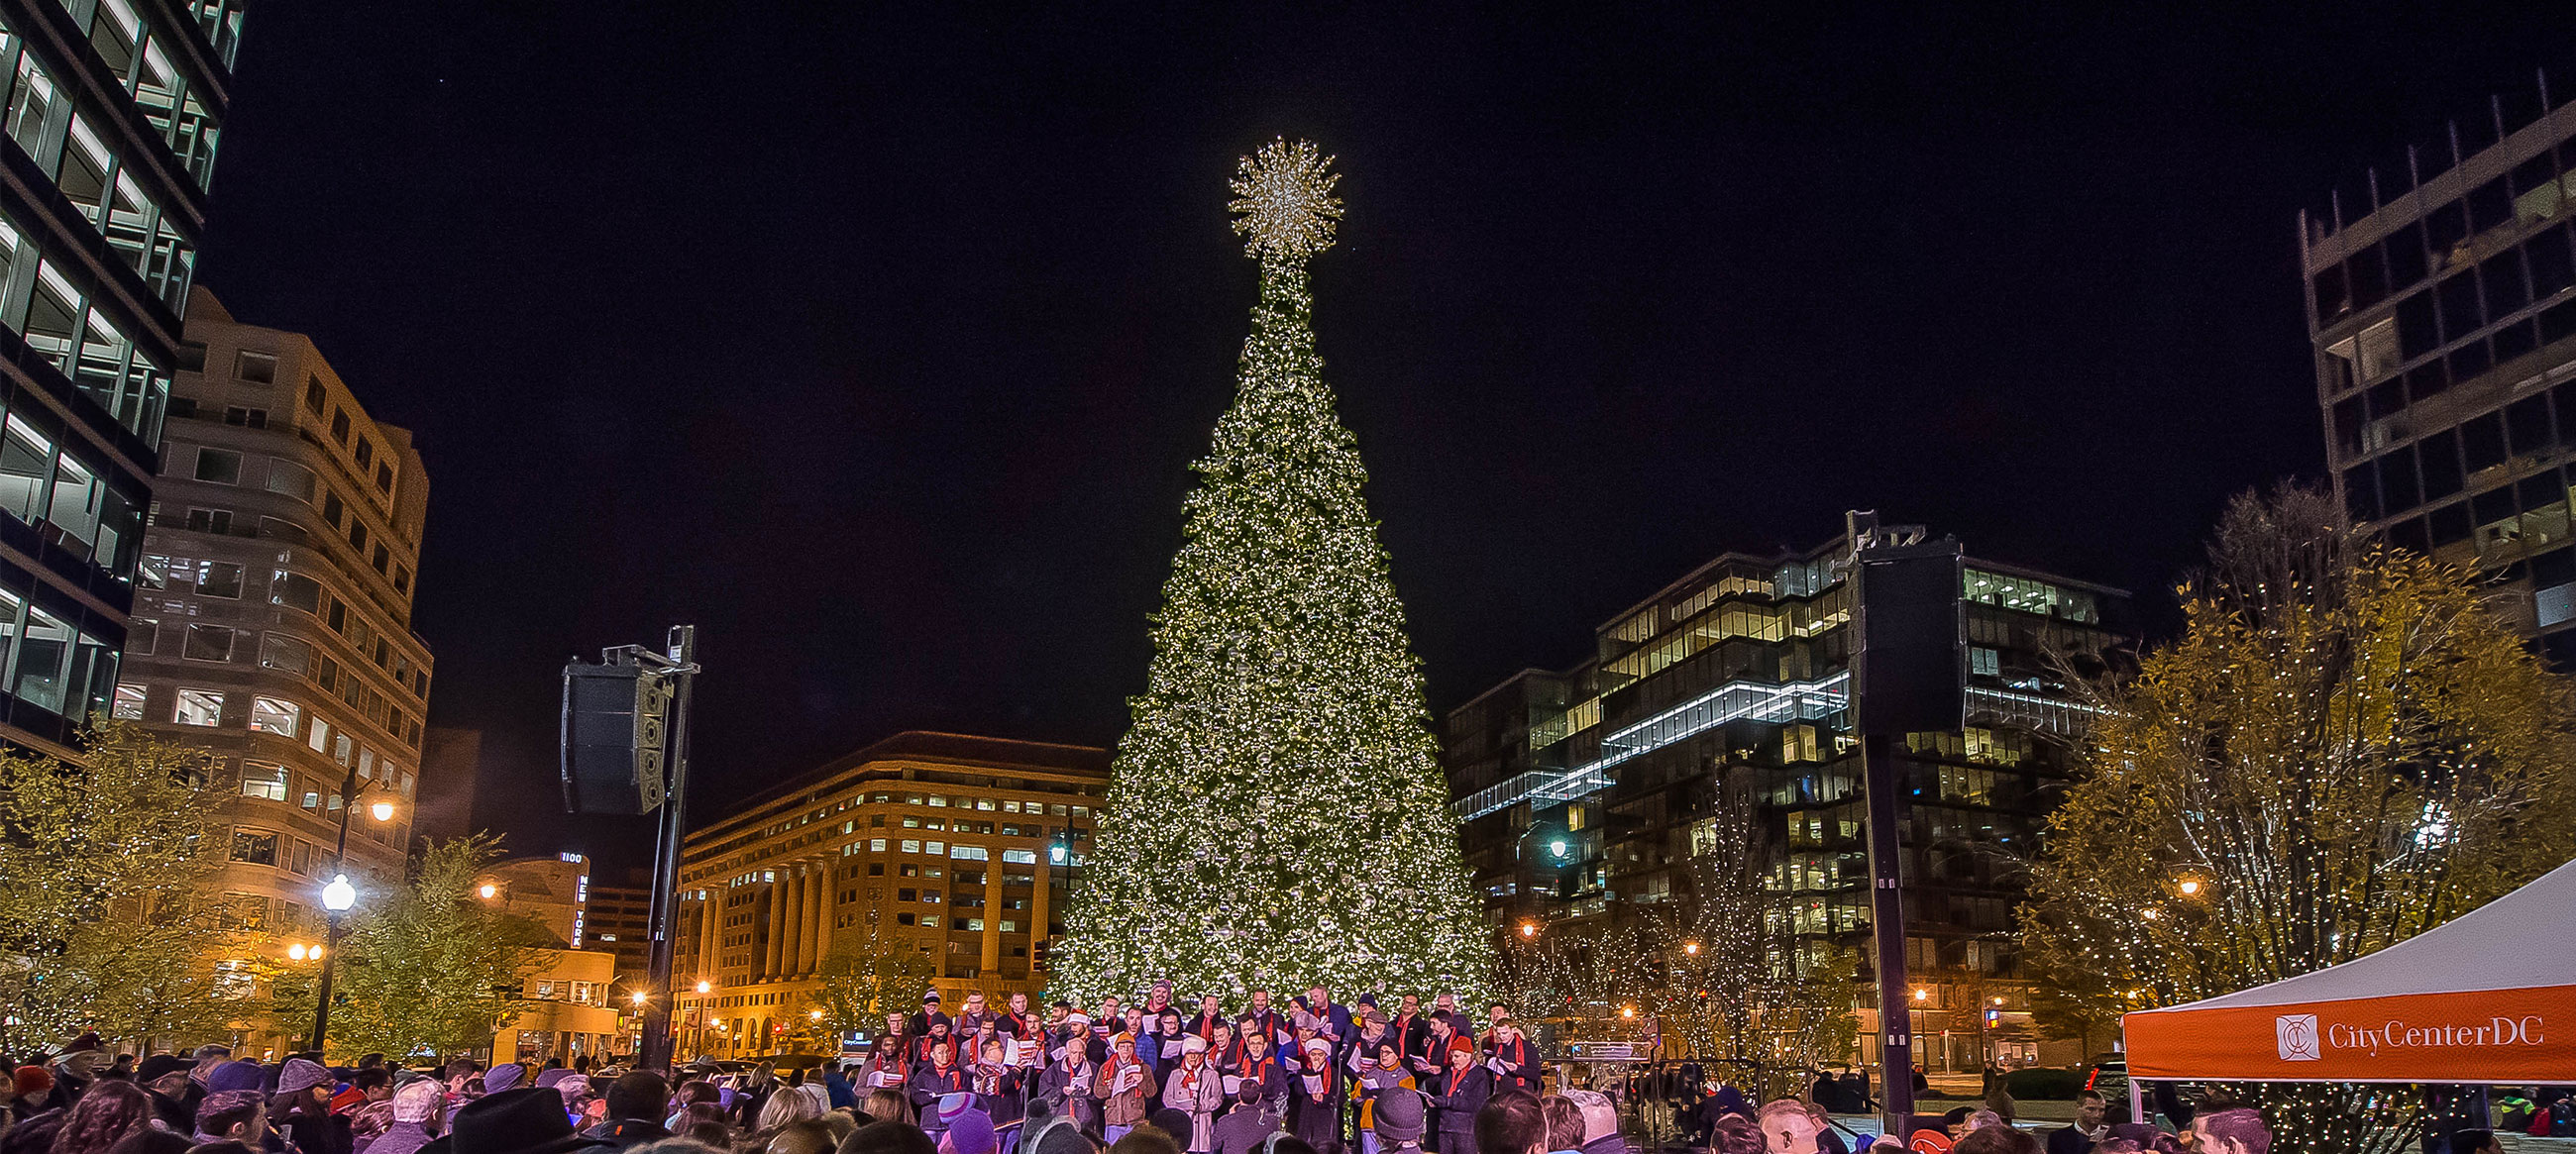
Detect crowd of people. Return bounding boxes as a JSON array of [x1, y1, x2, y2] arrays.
[[0, 984, 2273, 1154]]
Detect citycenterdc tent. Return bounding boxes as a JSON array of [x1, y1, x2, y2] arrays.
[[2121, 857, 2576, 1085]]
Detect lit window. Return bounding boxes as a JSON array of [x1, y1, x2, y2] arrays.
[[249, 696, 299, 737], [259, 632, 312, 675], [194, 561, 243, 598], [229, 829, 276, 865], [950, 845, 988, 862], [307, 717, 330, 754], [925, 841, 944, 855], [239, 761, 287, 801], [870, 838, 887, 852], [901, 840, 920, 854], [174, 687, 223, 726], [111, 682, 145, 719]]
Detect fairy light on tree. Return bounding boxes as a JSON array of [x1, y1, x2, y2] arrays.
[[1052, 140, 1489, 1000], [2024, 486, 2576, 1154]]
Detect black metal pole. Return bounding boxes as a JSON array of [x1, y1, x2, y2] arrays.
[[1863, 732, 1914, 1136], [309, 760, 364, 1055], [639, 625, 697, 1072]]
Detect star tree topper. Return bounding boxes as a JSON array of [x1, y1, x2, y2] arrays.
[[1229, 138, 1343, 262]]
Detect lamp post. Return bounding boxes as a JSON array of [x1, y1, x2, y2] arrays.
[[309, 873, 356, 1051]]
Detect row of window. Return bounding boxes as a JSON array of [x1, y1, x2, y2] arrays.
[[38, 0, 223, 190], [181, 0, 245, 71], [120, 681, 414, 785], [0, 392, 144, 576], [0, 554, 116, 718], [238, 755, 416, 808], [2342, 376, 2576, 524], [2315, 136, 2576, 326], [143, 549, 425, 693], [186, 441, 413, 591], [227, 817, 385, 878], [215, 353, 403, 509]]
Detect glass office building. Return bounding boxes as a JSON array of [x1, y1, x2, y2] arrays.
[[2305, 78, 2576, 655], [0, 0, 235, 753], [1441, 528, 2124, 1066]]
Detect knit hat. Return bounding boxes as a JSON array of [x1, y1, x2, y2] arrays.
[[941, 1105, 998, 1154], [277, 1058, 335, 1097], [1356, 995, 1378, 1009], [61, 1032, 102, 1053], [1301, 1039, 1331, 1058], [393, 1081, 445, 1124], [137, 1054, 188, 1083], [197, 1090, 267, 1135], [1371, 1087, 1426, 1143], [533, 1068, 571, 1090], [12, 1066, 51, 1098], [483, 1063, 525, 1094], [1182, 1035, 1208, 1055], [206, 1060, 268, 1095]]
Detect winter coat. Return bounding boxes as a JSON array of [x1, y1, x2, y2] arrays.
[[360, 1121, 436, 1154], [1163, 1063, 1227, 1152], [1428, 1066, 1490, 1143], [579, 1118, 673, 1150], [1286, 1065, 1342, 1148], [1096, 1058, 1153, 1127], [1034, 1063, 1100, 1134], [1213, 1104, 1282, 1154], [907, 1062, 971, 1129], [1486, 1038, 1540, 1096]]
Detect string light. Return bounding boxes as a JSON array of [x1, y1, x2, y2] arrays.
[[1050, 140, 1488, 1002]]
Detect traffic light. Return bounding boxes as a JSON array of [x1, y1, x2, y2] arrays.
[[1985, 1008, 2000, 1025]]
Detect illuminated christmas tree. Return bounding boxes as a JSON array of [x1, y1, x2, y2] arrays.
[[1054, 140, 1490, 1000]]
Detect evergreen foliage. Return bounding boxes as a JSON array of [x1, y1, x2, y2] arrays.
[[1054, 141, 1489, 999]]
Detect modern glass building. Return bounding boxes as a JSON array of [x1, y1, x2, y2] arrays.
[[0, 0, 236, 753], [2305, 77, 2576, 656], [1441, 527, 2125, 1068]]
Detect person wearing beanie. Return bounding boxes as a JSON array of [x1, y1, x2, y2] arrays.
[[1352, 1040, 1416, 1154], [481, 1065, 525, 1097], [937, 1100, 999, 1154], [1426, 1038, 1489, 1154], [273, 1058, 350, 1154], [579, 1070, 670, 1150], [362, 1081, 446, 1154], [1095, 1033, 1153, 1144], [7, 1065, 54, 1125], [46, 1032, 105, 1111], [1371, 1087, 1428, 1154], [1162, 1035, 1224, 1153], [203, 1061, 266, 1098], [1285, 1039, 1341, 1150]]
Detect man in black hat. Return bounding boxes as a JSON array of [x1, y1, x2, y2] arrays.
[[420, 1087, 612, 1154], [139, 1054, 197, 1131]]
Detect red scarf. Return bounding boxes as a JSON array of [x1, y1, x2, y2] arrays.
[[1239, 1054, 1274, 1090], [1192, 1013, 1225, 1043], [1177, 1060, 1208, 1100], [1496, 1037, 1530, 1070]]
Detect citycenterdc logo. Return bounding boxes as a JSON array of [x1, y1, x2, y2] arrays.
[[2275, 1011, 2546, 1061]]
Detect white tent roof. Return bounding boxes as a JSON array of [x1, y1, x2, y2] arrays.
[[2142, 856, 2576, 1013]]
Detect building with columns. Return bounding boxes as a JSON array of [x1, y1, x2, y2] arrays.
[[674, 731, 1109, 1059]]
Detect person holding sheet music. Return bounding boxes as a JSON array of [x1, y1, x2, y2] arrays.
[[1164, 1034, 1227, 1152], [1033, 1029, 1101, 1135], [1286, 1038, 1344, 1149], [1097, 1033, 1153, 1144]]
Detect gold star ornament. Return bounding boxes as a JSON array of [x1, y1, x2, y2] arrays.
[[1228, 138, 1342, 262]]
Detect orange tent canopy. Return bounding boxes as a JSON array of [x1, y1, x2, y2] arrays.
[[2121, 857, 2576, 1085]]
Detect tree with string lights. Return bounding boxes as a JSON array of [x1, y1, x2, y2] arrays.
[[1052, 140, 1489, 1001], [2024, 486, 2576, 1154]]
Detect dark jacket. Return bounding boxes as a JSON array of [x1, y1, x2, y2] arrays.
[[1428, 1066, 1489, 1140], [1486, 1038, 1540, 1097], [1285, 1065, 1342, 1148], [1213, 1104, 1282, 1154], [363, 1121, 438, 1154], [2046, 1126, 2097, 1154], [1035, 1063, 1100, 1134], [908, 1062, 972, 1129], [582, 1118, 674, 1150]]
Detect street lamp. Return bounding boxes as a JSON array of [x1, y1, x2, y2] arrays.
[[371, 799, 395, 822], [697, 980, 712, 995], [287, 943, 307, 961], [309, 873, 357, 1052], [1518, 921, 1538, 939], [633, 991, 649, 1007], [480, 884, 499, 900], [1683, 941, 1700, 956], [2177, 878, 2203, 897]]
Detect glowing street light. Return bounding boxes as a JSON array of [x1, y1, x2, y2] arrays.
[[1912, 987, 1930, 1002], [1518, 921, 1538, 939], [479, 884, 499, 899], [2177, 878, 2203, 896], [287, 943, 308, 961], [1683, 941, 1700, 956], [370, 799, 395, 822], [1549, 839, 1570, 860], [697, 980, 713, 994], [310, 874, 358, 1051], [1620, 1005, 1635, 1019], [632, 991, 649, 1006]]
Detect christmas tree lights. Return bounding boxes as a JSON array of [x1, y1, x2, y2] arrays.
[[1053, 141, 1490, 1001]]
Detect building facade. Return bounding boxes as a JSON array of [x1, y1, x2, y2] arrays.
[[584, 870, 654, 997], [1442, 526, 2124, 1069], [675, 731, 1110, 1059], [117, 290, 433, 994], [2305, 79, 2576, 659], [0, 0, 238, 754], [476, 853, 624, 1065]]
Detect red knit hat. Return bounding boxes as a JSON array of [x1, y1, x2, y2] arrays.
[[1448, 1036, 1476, 1058], [14, 1066, 53, 1098]]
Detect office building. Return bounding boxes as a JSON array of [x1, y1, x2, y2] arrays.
[[1442, 524, 2124, 1069], [585, 870, 655, 996], [477, 852, 624, 1065], [2305, 78, 2576, 656], [675, 731, 1110, 1059], [118, 290, 433, 1000], [0, 0, 237, 754]]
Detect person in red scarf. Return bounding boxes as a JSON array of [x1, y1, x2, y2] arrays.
[[1426, 1038, 1490, 1154], [1287, 1038, 1343, 1149], [1485, 1019, 1539, 1097], [1096, 1034, 1153, 1144], [1389, 996, 1428, 1072], [1164, 1034, 1226, 1153], [1232, 1027, 1284, 1113], [864, 1011, 915, 1092], [1206, 1021, 1238, 1073], [915, 1016, 958, 1064], [907, 1037, 972, 1131], [1243, 991, 1287, 1053], [1182, 992, 1221, 1041]]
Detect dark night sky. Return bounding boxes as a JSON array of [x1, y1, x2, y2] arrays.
[[191, 6, 2562, 871]]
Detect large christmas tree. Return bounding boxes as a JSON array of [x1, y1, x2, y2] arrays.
[[1054, 140, 1491, 1000]]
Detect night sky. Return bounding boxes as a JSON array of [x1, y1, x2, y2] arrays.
[[193, 7, 2563, 871]]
